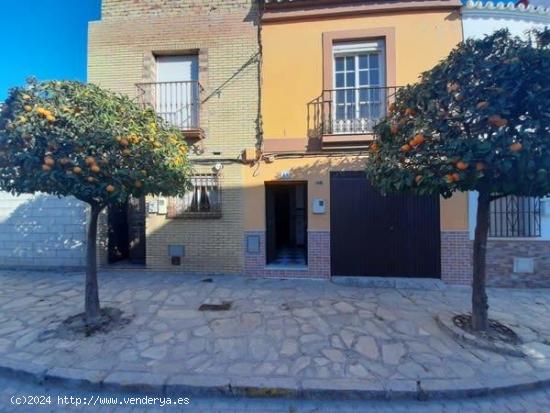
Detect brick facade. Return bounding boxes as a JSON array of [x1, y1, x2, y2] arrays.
[[89, 0, 259, 274], [244, 231, 330, 279], [487, 240, 550, 288], [440, 230, 550, 287], [440, 231, 472, 285]]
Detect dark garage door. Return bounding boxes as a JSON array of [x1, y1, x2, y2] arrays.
[[330, 171, 440, 278]]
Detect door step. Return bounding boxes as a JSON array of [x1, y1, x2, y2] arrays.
[[331, 276, 447, 290]]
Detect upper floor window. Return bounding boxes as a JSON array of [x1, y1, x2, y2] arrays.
[[489, 196, 541, 238], [332, 40, 386, 134]]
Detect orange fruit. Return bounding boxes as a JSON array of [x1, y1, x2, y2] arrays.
[[73, 166, 82, 174], [509, 142, 523, 152], [400, 144, 412, 153], [41, 164, 51, 172], [388, 103, 397, 113], [106, 185, 115, 193], [415, 175, 423, 185], [370, 143, 380, 153], [153, 142, 162, 148], [44, 157, 55, 166], [476, 101, 489, 110], [476, 162, 486, 171], [456, 161, 469, 170], [59, 158, 70, 166], [444, 174, 454, 184], [86, 176, 96, 183], [488, 115, 508, 128], [46, 115, 56, 122], [23, 105, 32, 112], [122, 149, 131, 156], [447, 82, 460, 93], [90, 165, 101, 173], [85, 156, 96, 165], [119, 138, 129, 146], [22, 94, 31, 100], [404, 108, 416, 117], [451, 173, 460, 182], [411, 134, 425, 146]]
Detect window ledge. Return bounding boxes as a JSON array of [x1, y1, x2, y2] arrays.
[[168, 211, 222, 220], [322, 133, 375, 149]]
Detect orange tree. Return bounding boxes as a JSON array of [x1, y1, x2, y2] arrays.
[[366, 30, 550, 331], [0, 79, 191, 325]]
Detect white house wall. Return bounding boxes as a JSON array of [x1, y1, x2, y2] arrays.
[[0, 192, 87, 269]]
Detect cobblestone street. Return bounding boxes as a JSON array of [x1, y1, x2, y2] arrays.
[[1, 270, 550, 403]]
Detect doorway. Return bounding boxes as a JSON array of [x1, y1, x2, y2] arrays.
[[265, 182, 308, 267], [107, 197, 146, 266]]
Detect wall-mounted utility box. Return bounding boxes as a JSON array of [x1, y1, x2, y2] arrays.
[[313, 198, 326, 214], [168, 245, 185, 266], [513, 257, 534, 274]]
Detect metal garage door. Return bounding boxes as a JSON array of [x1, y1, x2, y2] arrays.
[[330, 171, 441, 278]]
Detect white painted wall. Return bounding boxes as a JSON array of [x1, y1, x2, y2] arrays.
[[463, 1, 550, 241], [0, 192, 87, 268]]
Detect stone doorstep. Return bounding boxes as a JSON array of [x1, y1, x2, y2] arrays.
[[3, 359, 550, 401]]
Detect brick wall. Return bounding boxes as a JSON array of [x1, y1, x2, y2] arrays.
[[0, 192, 86, 269], [101, 0, 257, 20], [89, 1, 259, 274], [487, 240, 550, 288], [244, 231, 330, 278], [441, 231, 472, 285]]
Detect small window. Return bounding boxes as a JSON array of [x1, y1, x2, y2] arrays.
[[167, 174, 221, 219], [489, 196, 541, 238]]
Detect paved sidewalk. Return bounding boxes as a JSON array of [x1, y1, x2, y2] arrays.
[[1, 270, 550, 399]]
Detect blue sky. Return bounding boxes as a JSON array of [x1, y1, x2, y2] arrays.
[[0, 0, 101, 100]]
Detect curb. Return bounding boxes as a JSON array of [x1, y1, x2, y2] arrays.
[[2, 358, 550, 401]]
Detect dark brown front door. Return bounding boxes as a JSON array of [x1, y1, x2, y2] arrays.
[[330, 171, 440, 278]]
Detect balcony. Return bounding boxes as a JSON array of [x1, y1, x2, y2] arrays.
[[136, 80, 204, 139], [308, 86, 399, 149]]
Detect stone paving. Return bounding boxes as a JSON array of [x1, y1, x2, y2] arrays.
[[1, 270, 550, 396]]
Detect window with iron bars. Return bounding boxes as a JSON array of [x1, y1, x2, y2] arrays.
[[489, 196, 541, 238], [167, 174, 221, 218]]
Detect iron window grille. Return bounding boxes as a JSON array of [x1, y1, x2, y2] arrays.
[[489, 196, 541, 238], [167, 174, 221, 219]]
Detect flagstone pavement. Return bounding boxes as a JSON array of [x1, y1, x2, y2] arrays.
[[1, 270, 550, 398]]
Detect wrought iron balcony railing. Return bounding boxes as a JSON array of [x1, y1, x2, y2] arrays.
[[308, 86, 400, 136], [136, 80, 203, 131]]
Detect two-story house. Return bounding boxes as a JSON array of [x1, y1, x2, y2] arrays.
[[243, 0, 468, 282], [88, 0, 260, 274]]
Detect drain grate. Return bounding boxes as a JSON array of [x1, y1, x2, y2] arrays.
[[198, 301, 232, 311]]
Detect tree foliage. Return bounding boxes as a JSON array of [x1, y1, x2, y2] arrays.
[[0, 79, 191, 207], [367, 29, 550, 200]]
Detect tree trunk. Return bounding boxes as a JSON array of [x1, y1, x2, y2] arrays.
[[85, 203, 103, 324], [472, 191, 491, 331]]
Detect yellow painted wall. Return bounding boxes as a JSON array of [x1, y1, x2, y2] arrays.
[[244, 156, 468, 231], [246, 8, 468, 232], [261, 9, 463, 139]]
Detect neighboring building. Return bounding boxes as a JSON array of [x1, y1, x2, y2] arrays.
[[0, 193, 86, 269], [88, 0, 260, 274], [463, 0, 550, 287], [245, 0, 468, 282], [0, 102, 86, 270]]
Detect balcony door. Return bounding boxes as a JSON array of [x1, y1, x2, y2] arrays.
[[332, 40, 385, 134], [156, 55, 199, 129]]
